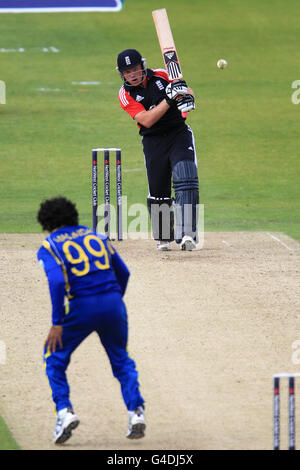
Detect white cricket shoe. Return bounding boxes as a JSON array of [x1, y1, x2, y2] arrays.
[[126, 405, 146, 439], [180, 235, 197, 251], [157, 241, 171, 251], [53, 407, 80, 444]]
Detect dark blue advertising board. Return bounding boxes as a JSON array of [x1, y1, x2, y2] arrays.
[[0, 0, 123, 12]]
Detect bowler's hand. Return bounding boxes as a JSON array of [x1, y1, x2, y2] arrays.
[[44, 326, 63, 353]]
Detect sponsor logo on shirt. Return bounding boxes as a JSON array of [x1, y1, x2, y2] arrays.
[[155, 80, 164, 91]]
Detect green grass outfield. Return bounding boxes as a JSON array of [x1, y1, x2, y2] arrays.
[[0, 0, 299, 448], [0, 416, 19, 450], [0, 0, 299, 239]]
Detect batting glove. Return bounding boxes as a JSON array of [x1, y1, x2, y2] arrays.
[[165, 80, 188, 101], [177, 94, 195, 112]]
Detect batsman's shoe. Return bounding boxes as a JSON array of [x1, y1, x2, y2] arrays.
[[53, 407, 80, 444], [126, 405, 146, 439], [180, 235, 197, 251], [157, 240, 171, 251]]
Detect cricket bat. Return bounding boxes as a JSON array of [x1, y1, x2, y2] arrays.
[[152, 8, 183, 81]]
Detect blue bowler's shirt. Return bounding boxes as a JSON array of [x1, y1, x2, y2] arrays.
[[37, 225, 130, 325]]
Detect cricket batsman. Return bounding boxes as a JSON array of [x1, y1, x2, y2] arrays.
[[117, 48, 199, 251]]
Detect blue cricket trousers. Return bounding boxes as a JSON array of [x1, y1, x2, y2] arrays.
[[43, 290, 144, 413]]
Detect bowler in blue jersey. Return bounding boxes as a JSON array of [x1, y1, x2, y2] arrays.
[[37, 196, 145, 444]]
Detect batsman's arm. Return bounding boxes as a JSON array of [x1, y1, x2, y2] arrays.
[[134, 79, 195, 128], [134, 99, 170, 128], [134, 87, 194, 127], [119, 87, 167, 128]]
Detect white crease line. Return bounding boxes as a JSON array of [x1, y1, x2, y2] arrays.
[[72, 81, 100, 85], [71, 81, 116, 85], [0, 47, 59, 53], [267, 233, 293, 251], [36, 88, 61, 92]]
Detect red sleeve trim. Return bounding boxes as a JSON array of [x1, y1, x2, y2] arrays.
[[118, 86, 145, 119], [153, 69, 171, 82]]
